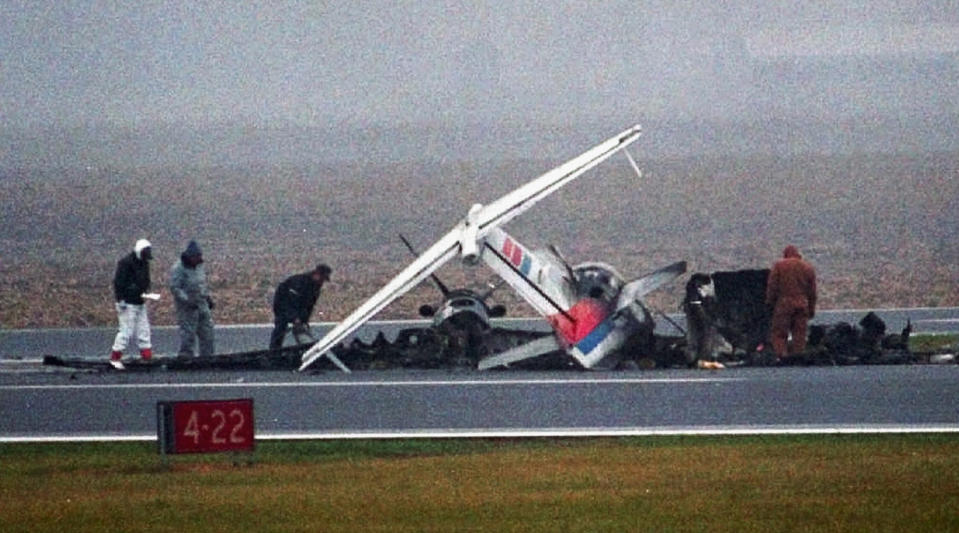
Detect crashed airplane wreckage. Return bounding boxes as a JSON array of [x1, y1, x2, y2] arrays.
[[296, 124, 691, 373], [41, 267, 931, 372], [41, 292, 926, 373]]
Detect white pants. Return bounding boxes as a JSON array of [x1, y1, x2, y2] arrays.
[[112, 302, 151, 352]]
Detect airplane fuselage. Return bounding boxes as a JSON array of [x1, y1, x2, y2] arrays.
[[481, 229, 658, 369]]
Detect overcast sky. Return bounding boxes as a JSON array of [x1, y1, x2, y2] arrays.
[[2, 0, 957, 133]]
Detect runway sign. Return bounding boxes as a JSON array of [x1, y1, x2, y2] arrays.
[[157, 398, 254, 454]]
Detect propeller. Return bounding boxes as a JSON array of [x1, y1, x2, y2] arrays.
[[548, 244, 577, 284], [399, 233, 450, 296], [401, 234, 507, 318]]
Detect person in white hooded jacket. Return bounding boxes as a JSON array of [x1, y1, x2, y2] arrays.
[[169, 240, 215, 357], [110, 238, 154, 369]]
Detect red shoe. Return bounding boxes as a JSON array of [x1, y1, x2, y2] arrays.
[[140, 348, 153, 360], [110, 350, 125, 370]]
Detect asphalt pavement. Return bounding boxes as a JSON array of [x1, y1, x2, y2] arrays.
[[1, 307, 956, 360], [2, 365, 958, 441]]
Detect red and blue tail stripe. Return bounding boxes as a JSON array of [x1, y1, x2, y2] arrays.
[[574, 317, 616, 355], [502, 237, 532, 276]]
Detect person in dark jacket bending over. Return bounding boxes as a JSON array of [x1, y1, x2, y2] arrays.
[[110, 238, 155, 369], [765, 245, 817, 360], [270, 263, 332, 349], [169, 240, 215, 357]]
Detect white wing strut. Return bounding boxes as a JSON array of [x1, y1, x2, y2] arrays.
[[299, 125, 643, 371]]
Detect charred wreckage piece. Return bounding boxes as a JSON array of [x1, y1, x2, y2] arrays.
[[680, 269, 920, 367], [43, 343, 311, 372], [40, 325, 558, 372]]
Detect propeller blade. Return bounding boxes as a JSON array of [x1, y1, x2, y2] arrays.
[[399, 233, 450, 296], [547, 244, 576, 283]]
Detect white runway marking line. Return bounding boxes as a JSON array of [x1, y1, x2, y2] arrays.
[[262, 425, 959, 439], [5, 425, 959, 443], [0, 376, 743, 391]]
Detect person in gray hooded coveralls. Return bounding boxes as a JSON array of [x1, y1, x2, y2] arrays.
[[169, 240, 215, 357]]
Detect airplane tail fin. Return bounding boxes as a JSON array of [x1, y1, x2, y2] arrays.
[[617, 261, 687, 310]]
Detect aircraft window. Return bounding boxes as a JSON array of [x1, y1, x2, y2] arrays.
[[452, 299, 474, 308]]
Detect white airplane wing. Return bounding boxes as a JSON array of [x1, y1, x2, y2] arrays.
[[476, 125, 642, 233], [298, 227, 462, 371], [616, 261, 687, 311]]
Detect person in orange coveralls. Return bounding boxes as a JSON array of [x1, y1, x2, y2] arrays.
[[765, 245, 817, 360]]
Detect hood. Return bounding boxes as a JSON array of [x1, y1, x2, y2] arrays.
[[782, 245, 801, 259], [183, 240, 202, 257], [134, 239, 152, 260], [314, 263, 332, 281], [181, 240, 203, 266]]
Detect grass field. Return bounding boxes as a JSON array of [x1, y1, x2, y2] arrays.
[[2, 435, 958, 532]]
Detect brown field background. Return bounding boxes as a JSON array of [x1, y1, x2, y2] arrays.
[[1, 152, 957, 328]]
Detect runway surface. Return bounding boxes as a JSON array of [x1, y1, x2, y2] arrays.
[[1, 308, 956, 442], [2, 365, 958, 442]]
